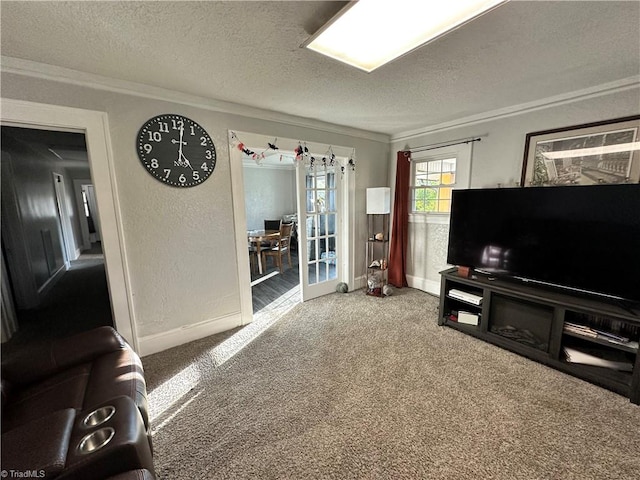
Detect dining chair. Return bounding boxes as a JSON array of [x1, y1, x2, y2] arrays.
[[264, 219, 282, 231], [261, 219, 282, 249], [262, 222, 293, 273], [248, 244, 259, 275]]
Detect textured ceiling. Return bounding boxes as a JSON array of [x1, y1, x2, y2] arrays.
[[1, 1, 639, 136]]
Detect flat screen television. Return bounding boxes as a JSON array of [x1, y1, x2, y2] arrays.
[[447, 184, 640, 305]]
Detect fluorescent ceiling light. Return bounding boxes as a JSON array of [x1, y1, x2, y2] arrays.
[[304, 0, 507, 73]]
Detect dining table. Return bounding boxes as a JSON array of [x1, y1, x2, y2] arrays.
[[247, 229, 280, 274]]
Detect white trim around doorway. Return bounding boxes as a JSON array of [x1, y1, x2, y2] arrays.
[[1, 99, 139, 351], [228, 137, 254, 325], [229, 130, 356, 317]]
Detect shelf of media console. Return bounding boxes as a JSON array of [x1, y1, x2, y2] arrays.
[[562, 330, 639, 355], [446, 293, 483, 309], [441, 268, 640, 323]]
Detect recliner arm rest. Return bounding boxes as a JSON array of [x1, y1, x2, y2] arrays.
[[2, 327, 127, 385], [1, 408, 76, 477]]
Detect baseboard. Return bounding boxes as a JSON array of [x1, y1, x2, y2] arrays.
[[406, 275, 440, 296], [138, 312, 243, 357], [355, 274, 440, 295], [37, 264, 66, 300], [353, 275, 366, 291]]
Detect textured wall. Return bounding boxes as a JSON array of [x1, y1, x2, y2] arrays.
[[392, 88, 640, 189], [392, 87, 640, 294], [405, 220, 450, 294], [0, 71, 389, 341]]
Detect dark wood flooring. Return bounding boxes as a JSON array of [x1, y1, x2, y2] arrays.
[[251, 249, 300, 313]]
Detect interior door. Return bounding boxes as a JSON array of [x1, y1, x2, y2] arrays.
[[296, 161, 341, 301]]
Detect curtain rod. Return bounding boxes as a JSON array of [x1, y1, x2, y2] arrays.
[[408, 136, 482, 154]]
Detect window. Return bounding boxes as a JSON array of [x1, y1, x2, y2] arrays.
[[411, 156, 457, 213]]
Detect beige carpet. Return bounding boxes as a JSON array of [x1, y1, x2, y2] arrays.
[[143, 288, 640, 479]]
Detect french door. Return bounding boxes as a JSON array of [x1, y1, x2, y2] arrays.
[[296, 161, 342, 301]]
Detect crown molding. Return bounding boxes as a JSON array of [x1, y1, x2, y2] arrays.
[[3, 56, 637, 147], [1, 56, 389, 144], [391, 76, 640, 142]]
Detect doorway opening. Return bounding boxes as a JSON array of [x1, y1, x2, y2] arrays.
[[242, 144, 301, 318], [1, 99, 137, 350], [230, 131, 355, 325], [1, 126, 113, 352]]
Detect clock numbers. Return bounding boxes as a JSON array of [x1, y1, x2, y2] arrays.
[[147, 131, 162, 142], [137, 114, 216, 188]]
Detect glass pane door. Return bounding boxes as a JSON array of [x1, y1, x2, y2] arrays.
[[297, 161, 341, 300]]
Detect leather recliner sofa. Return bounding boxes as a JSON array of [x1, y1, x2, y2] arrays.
[[1, 327, 155, 479]]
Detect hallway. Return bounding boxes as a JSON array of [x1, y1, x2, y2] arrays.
[[2, 243, 113, 356]]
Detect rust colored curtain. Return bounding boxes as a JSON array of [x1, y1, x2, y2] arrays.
[[388, 151, 411, 288]]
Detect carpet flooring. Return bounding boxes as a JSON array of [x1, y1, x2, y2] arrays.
[[142, 288, 640, 479]]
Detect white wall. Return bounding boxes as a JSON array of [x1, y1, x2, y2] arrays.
[[0, 69, 389, 352], [391, 87, 640, 295], [243, 164, 296, 231]]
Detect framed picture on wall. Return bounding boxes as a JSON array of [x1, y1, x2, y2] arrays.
[[521, 115, 640, 187]]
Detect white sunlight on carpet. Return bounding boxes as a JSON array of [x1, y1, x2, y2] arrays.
[[148, 284, 300, 427]]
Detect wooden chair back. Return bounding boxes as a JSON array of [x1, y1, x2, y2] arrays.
[[262, 222, 294, 273], [264, 219, 282, 231], [278, 222, 293, 249]]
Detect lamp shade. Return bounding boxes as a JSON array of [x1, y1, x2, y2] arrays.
[[366, 187, 391, 214]]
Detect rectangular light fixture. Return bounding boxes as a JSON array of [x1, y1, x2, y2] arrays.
[[303, 0, 507, 73]]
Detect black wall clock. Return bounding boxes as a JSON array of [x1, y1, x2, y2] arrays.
[[136, 114, 216, 187]]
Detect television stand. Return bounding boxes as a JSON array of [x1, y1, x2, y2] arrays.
[[438, 267, 640, 404], [616, 299, 640, 318]]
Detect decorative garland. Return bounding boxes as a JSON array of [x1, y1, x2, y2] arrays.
[[229, 131, 356, 173], [229, 131, 278, 162]]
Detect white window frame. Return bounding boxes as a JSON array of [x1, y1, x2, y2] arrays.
[[410, 154, 457, 215], [409, 142, 472, 224]]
